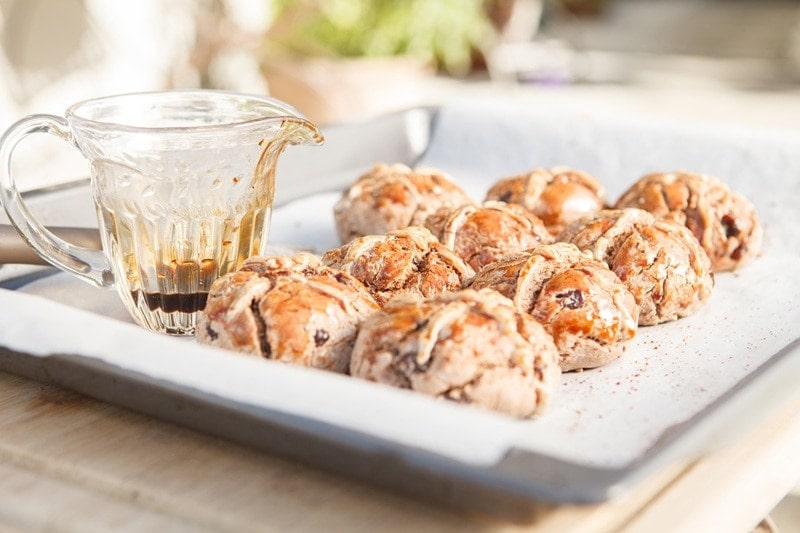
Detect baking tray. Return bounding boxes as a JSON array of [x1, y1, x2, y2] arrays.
[[1, 104, 799, 518]]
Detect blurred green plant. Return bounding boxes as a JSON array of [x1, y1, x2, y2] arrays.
[[264, 0, 495, 75]]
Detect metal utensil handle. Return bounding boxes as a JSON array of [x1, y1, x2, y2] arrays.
[[0, 115, 113, 287], [0, 224, 101, 265]]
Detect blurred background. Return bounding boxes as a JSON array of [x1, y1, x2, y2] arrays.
[[2, 0, 799, 191], [0, 0, 800, 189], [3, 0, 800, 190], [1, 0, 799, 126]]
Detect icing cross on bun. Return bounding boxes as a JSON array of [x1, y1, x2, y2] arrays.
[[424, 201, 553, 271], [615, 171, 762, 271], [349, 288, 561, 418], [471, 243, 639, 371], [333, 163, 473, 243], [485, 166, 607, 236], [558, 208, 714, 326], [197, 253, 378, 373], [322, 226, 474, 306]]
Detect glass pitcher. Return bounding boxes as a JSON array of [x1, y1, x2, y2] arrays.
[[0, 90, 323, 335]]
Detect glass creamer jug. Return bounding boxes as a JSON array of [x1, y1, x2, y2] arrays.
[[0, 90, 323, 335]]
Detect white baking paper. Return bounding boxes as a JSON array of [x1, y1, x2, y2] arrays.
[[3, 103, 800, 477]]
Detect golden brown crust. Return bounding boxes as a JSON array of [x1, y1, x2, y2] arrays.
[[321, 226, 475, 306], [470, 243, 638, 371], [485, 167, 607, 236], [333, 163, 473, 243], [614, 171, 762, 271], [557, 208, 714, 326], [349, 288, 561, 418], [196, 253, 379, 373], [424, 201, 553, 271]]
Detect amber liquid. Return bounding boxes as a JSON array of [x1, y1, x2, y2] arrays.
[[90, 134, 281, 335], [99, 195, 271, 335]]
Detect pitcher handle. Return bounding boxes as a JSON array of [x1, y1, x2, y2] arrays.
[[0, 114, 114, 287]]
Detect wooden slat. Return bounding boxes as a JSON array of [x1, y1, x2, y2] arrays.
[[621, 387, 800, 532], [0, 372, 535, 531], [1, 368, 798, 532]]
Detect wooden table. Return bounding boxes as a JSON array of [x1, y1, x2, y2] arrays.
[[0, 365, 798, 532]]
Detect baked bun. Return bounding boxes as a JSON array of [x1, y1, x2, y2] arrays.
[[321, 226, 474, 306], [558, 208, 714, 326], [424, 201, 553, 271], [197, 253, 378, 373], [333, 163, 473, 243], [349, 288, 561, 418], [470, 243, 638, 371], [485, 166, 607, 236], [614, 171, 762, 271]]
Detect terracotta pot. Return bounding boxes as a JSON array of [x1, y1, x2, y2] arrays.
[[262, 56, 434, 124]]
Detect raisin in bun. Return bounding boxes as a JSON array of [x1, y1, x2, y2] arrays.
[[424, 201, 553, 272], [333, 163, 473, 243], [615, 171, 762, 271], [485, 166, 607, 236], [558, 208, 714, 326], [322, 226, 474, 306], [349, 288, 561, 418], [471, 243, 638, 371], [197, 253, 378, 373]]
